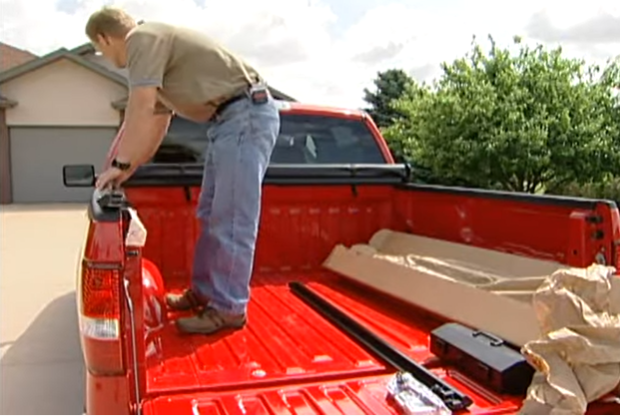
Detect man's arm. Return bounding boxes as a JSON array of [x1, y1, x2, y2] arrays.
[[115, 86, 171, 168], [114, 28, 173, 170]]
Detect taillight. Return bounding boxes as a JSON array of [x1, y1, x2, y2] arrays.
[[79, 260, 125, 375]]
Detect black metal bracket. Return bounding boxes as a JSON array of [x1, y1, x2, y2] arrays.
[[585, 215, 603, 224], [97, 190, 126, 209], [289, 281, 473, 412], [183, 186, 192, 202]]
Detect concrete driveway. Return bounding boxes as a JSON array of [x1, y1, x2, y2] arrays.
[[1, 204, 89, 415]]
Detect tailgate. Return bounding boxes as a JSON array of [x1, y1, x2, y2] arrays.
[[141, 377, 398, 415], [141, 374, 521, 415], [141, 376, 620, 415]]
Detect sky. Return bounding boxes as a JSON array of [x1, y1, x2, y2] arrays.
[[1, 0, 619, 108]]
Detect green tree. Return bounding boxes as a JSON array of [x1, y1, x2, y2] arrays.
[[385, 36, 620, 193], [363, 69, 414, 128], [550, 176, 620, 202]]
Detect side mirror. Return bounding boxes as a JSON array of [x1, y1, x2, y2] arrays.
[[63, 164, 95, 187]]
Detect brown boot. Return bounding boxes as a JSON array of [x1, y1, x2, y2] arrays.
[[165, 289, 205, 312], [175, 308, 246, 335]]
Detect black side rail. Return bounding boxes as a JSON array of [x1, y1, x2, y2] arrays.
[[63, 163, 410, 188], [122, 163, 410, 186], [289, 281, 473, 412]]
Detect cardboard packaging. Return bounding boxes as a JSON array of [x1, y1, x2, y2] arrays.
[[323, 229, 619, 347]]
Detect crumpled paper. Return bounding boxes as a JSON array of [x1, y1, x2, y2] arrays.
[[125, 207, 147, 248], [518, 264, 620, 415]]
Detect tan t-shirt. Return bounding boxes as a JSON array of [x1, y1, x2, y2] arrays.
[[125, 21, 262, 122]]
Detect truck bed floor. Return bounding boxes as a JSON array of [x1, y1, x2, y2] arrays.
[[146, 271, 445, 393], [145, 271, 526, 414]]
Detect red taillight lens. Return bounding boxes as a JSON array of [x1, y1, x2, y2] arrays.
[[79, 261, 125, 375], [82, 264, 121, 320]]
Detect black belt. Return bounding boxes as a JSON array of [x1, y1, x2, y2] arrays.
[[213, 93, 247, 118]]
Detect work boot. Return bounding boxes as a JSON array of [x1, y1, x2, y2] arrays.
[[175, 307, 247, 335], [165, 289, 204, 312]]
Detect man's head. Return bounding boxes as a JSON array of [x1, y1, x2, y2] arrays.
[[85, 6, 137, 68]]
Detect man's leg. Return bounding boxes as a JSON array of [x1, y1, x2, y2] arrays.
[[176, 93, 280, 334], [165, 139, 216, 311]]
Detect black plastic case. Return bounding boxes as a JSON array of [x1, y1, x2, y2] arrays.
[[430, 323, 535, 395]]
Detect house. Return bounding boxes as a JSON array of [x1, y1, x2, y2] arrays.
[[0, 42, 295, 204]]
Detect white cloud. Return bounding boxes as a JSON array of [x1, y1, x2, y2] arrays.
[[1, 0, 618, 108]]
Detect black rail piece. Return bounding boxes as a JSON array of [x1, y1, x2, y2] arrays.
[[288, 281, 473, 412]]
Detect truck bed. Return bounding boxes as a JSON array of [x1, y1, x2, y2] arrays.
[[123, 183, 620, 415], [145, 271, 524, 414]]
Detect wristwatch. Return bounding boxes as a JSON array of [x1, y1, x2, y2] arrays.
[[111, 158, 131, 171]]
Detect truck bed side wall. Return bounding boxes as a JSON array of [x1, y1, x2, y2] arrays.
[[394, 184, 619, 269], [125, 183, 618, 290], [124, 185, 403, 288]]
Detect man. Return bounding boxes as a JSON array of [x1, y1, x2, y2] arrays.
[[86, 7, 280, 335]]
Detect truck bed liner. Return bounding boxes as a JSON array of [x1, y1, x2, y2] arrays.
[[147, 272, 393, 393], [146, 270, 531, 414]]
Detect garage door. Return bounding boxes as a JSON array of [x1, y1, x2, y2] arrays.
[[10, 127, 117, 203]]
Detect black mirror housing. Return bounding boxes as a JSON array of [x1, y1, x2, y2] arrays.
[[63, 164, 95, 187]]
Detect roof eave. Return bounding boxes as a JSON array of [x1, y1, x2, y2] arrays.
[[111, 97, 127, 110], [269, 86, 296, 102], [0, 97, 18, 109], [0, 47, 127, 87], [0, 48, 70, 84], [70, 43, 95, 55]]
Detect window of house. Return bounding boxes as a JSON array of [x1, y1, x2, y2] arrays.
[[150, 113, 386, 164]]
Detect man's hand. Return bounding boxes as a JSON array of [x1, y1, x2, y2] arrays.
[[96, 166, 132, 190]]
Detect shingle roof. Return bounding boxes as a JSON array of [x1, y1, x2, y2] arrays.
[[0, 42, 37, 72]]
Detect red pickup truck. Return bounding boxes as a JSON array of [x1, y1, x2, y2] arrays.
[[64, 101, 620, 415]]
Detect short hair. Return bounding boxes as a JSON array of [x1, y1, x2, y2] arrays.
[[85, 6, 136, 41]]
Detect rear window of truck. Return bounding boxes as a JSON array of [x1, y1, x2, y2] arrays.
[[150, 112, 386, 164]]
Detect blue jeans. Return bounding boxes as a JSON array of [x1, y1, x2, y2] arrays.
[[191, 93, 280, 315]]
